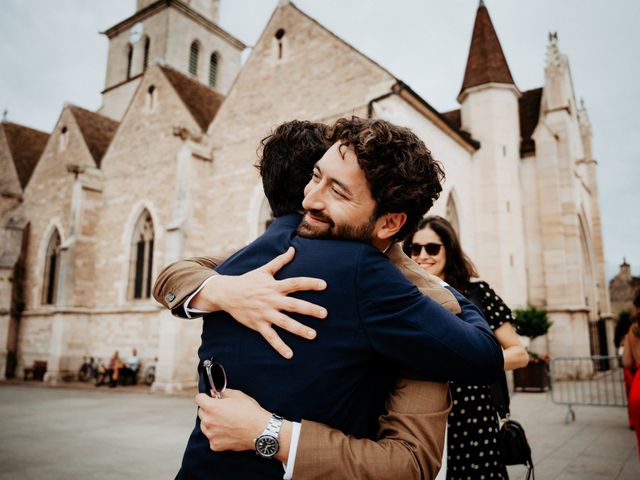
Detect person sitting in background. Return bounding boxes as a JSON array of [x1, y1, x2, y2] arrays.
[[98, 350, 123, 388], [622, 289, 640, 454], [121, 348, 141, 385], [403, 215, 529, 479]]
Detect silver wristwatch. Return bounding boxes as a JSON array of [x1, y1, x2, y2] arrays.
[[254, 413, 283, 459]]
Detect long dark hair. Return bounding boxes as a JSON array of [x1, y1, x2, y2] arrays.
[[403, 215, 478, 293]]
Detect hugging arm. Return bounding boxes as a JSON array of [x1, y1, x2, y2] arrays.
[[152, 256, 221, 317], [152, 248, 328, 358], [293, 378, 450, 480], [357, 251, 504, 384], [196, 378, 450, 480]]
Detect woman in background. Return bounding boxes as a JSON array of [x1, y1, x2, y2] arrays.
[[622, 290, 640, 455], [404, 216, 529, 479]]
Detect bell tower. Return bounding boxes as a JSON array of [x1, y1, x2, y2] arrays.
[[99, 0, 244, 121]]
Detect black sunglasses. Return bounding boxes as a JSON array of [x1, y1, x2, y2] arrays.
[[410, 242, 443, 257], [201, 359, 227, 399]]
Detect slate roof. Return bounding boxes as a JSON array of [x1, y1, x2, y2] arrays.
[[460, 2, 515, 94], [160, 66, 225, 131], [1, 122, 49, 189], [68, 106, 119, 168], [441, 87, 543, 156]]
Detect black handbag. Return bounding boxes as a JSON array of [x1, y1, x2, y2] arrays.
[[465, 283, 535, 479], [499, 417, 534, 479]]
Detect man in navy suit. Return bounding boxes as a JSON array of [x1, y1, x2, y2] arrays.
[[176, 117, 503, 479]]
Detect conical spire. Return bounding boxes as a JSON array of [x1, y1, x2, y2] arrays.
[[459, 1, 515, 95]]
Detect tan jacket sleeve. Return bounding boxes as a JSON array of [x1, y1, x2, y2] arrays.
[[152, 256, 224, 318], [294, 380, 451, 480], [293, 244, 459, 479]]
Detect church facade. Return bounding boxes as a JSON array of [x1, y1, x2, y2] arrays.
[[0, 0, 612, 389]]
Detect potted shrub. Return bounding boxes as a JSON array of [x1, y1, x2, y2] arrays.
[[513, 306, 552, 391]]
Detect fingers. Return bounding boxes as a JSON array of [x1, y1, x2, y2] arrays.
[[271, 311, 317, 340], [195, 393, 212, 408], [278, 296, 327, 319], [258, 325, 294, 359], [279, 276, 327, 294], [262, 247, 295, 275]]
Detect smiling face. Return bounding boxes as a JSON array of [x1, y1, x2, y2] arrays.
[[298, 141, 379, 244], [411, 226, 447, 279]]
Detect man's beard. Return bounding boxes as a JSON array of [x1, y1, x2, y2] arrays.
[[297, 210, 377, 243]]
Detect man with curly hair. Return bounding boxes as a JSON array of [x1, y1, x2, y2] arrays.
[[171, 117, 503, 479]]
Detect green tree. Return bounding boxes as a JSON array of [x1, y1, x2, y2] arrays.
[[514, 306, 552, 339]]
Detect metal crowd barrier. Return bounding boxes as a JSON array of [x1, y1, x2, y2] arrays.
[[549, 355, 627, 424]]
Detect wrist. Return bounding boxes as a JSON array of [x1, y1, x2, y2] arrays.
[[191, 275, 227, 311], [274, 420, 292, 462]]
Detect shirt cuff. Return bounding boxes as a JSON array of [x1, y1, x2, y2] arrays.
[[282, 421, 301, 479], [183, 275, 219, 318]]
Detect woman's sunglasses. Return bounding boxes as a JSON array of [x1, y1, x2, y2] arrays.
[[201, 359, 227, 399], [410, 242, 443, 257]]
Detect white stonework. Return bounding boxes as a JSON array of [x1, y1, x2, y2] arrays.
[[0, 2, 611, 385]]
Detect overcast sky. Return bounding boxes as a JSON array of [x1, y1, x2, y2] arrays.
[[1, 0, 638, 282]]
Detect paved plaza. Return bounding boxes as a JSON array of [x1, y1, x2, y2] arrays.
[[0, 382, 638, 479]]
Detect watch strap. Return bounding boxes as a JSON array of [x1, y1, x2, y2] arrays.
[[261, 413, 283, 438]]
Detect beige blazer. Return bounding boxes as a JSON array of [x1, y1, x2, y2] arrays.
[[152, 243, 460, 479]]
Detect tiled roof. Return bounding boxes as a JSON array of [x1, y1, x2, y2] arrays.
[[1, 122, 49, 189], [460, 3, 515, 94], [519, 88, 542, 156], [440, 87, 543, 157], [160, 66, 225, 131], [69, 106, 119, 168]]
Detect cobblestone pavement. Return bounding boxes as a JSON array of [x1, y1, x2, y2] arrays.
[[1, 383, 638, 479], [506, 391, 639, 480]]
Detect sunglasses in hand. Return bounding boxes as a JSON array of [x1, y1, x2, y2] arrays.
[[409, 242, 443, 257], [201, 359, 227, 399]]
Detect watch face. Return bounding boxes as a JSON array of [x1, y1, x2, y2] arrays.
[[255, 435, 279, 458]]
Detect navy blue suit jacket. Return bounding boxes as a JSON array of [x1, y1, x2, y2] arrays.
[[177, 214, 503, 479]]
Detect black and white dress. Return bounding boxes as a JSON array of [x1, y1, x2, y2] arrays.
[[446, 281, 512, 480]]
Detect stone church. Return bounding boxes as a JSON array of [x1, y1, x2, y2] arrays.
[[0, 0, 612, 390]]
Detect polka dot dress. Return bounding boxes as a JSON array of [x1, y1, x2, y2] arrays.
[[446, 281, 513, 480]]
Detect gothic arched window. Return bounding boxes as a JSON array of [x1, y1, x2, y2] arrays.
[[189, 41, 200, 76], [209, 52, 218, 87], [446, 193, 460, 235], [143, 36, 151, 70], [42, 230, 61, 305], [128, 211, 154, 299], [126, 44, 134, 79]]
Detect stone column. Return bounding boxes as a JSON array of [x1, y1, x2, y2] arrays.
[[0, 216, 28, 379], [152, 310, 201, 393], [0, 266, 13, 379]]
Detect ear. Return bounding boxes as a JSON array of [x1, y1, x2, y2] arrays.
[[374, 212, 407, 241]]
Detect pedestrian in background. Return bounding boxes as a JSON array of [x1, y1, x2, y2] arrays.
[[622, 289, 640, 455], [404, 216, 529, 479]]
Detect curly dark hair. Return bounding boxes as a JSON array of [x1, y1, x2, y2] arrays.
[[402, 215, 478, 292], [256, 120, 330, 217], [325, 117, 444, 241]]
